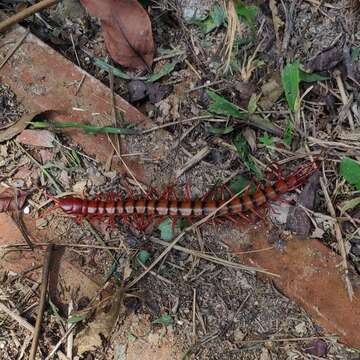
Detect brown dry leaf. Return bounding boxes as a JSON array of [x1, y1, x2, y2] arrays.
[[306, 45, 344, 72], [286, 172, 320, 239], [269, 0, 284, 47], [259, 73, 283, 110], [16, 129, 55, 148], [243, 127, 257, 152], [80, 0, 154, 70], [0, 188, 28, 213], [75, 289, 124, 355], [0, 111, 45, 143]]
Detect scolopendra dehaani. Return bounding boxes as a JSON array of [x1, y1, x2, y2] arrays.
[[50, 159, 318, 228]]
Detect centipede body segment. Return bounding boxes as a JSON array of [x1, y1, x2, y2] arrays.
[[55, 160, 317, 226]]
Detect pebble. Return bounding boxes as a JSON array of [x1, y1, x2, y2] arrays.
[[233, 328, 246, 342]]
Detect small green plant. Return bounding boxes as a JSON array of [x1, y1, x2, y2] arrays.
[[283, 118, 294, 146], [281, 60, 329, 113], [340, 158, 360, 190], [259, 133, 273, 146], [152, 313, 173, 326], [233, 133, 262, 179], [198, 5, 226, 34]]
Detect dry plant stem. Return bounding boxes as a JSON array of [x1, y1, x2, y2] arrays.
[[192, 288, 197, 344], [0, 29, 29, 70], [0, 302, 35, 333], [66, 300, 74, 359], [142, 115, 212, 134], [239, 335, 338, 345], [319, 177, 354, 301], [127, 190, 275, 289], [333, 69, 355, 130], [222, 0, 241, 73], [45, 324, 76, 360], [0, 0, 59, 32], [176, 146, 211, 178], [29, 244, 53, 360], [75, 73, 86, 96]]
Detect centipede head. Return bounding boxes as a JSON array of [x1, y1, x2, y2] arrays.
[[286, 159, 319, 190]]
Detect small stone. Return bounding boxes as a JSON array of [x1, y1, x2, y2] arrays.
[[16, 129, 55, 148], [88, 175, 106, 187], [36, 218, 48, 229], [147, 332, 160, 345], [233, 328, 245, 342], [294, 321, 307, 336], [73, 180, 87, 193]]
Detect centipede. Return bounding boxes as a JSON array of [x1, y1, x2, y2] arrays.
[[50, 159, 318, 229]]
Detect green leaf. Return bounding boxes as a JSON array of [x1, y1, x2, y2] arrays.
[[299, 70, 329, 83], [259, 133, 273, 146], [233, 133, 262, 178], [158, 218, 174, 241], [283, 118, 294, 146], [281, 60, 300, 113], [137, 250, 150, 265], [68, 314, 88, 324], [127, 333, 137, 342], [95, 58, 142, 80], [340, 158, 360, 190], [96, 58, 177, 83], [247, 94, 257, 114], [207, 90, 246, 118], [339, 197, 360, 215], [235, 3, 258, 29], [152, 313, 173, 326], [147, 62, 177, 83], [30, 121, 139, 135], [199, 5, 226, 34], [229, 175, 252, 194], [209, 126, 234, 135], [352, 46, 360, 61]]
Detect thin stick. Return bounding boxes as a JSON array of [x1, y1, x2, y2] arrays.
[[127, 189, 275, 289], [44, 324, 76, 360], [319, 177, 353, 301], [74, 73, 86, 96], [141, 115, 212, 135], [0, 0, 59, 33], [66, 300, 74, 360], [192, 288, 197, 344], [0, 302, 35, 333], [238, 335, 338, 345], [29, 244, 53, 360], [176, 146, 211, 178], [333, 69, 355, 130], [0, 29, 29, 71]]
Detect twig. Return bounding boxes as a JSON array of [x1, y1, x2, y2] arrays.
[[29, 244, 53, 360], [0, 302, 35, 333], [238, 335, 338, 345], [141, 115, 212, 135], [319, 177, 354, 301], [44, 324, 76, 360], [192, 288, 197, 343], [66, 300, 74, 360], [176, 146, 211, 178], [186, 80, 225, 93], [127, 190, 275, 289], [150, 238, 277, 276], [0, 0, 59, 33], [333, 69, 355, 130], [0, 29, 29, 71], [74, 74, 86, 96], [15, 141, 63, 193]]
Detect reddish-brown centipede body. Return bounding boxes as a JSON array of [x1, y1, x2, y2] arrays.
[[55, 160, 317, 225]]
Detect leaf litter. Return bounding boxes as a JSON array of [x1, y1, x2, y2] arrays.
[[0, 0, 360, 359]]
